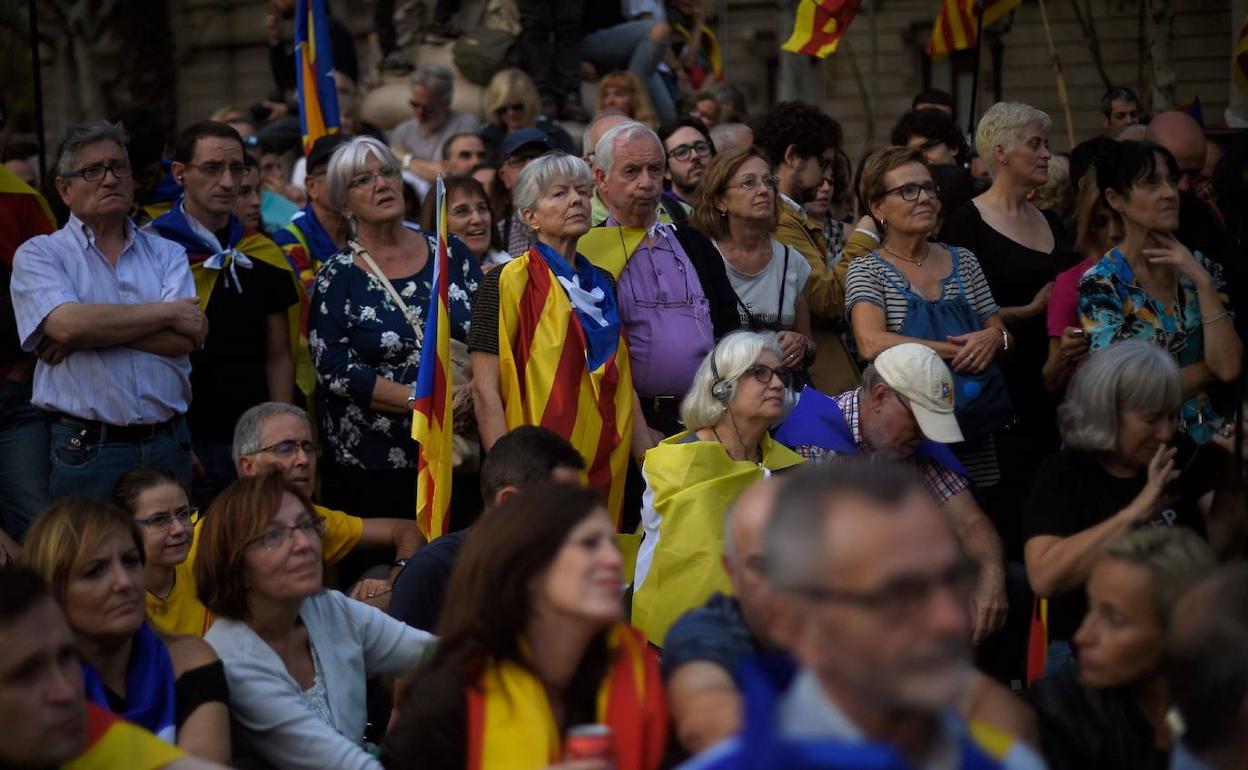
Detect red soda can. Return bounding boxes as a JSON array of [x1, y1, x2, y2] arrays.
[[563, 723, 616, 766]]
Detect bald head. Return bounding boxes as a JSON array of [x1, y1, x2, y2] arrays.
[[583, 113, 631, 162], [1145, 112, 1206, 189]]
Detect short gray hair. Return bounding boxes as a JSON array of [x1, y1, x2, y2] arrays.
[[680, 331, 783, 430], [710, 123, 752, 153], [56, 120, 130, 177], [974, 101, 1053, 174], [1103, 527, 1217, 628], [410, 63, 455, 104], [232, 402, 311, 464], [765, 461, 928, 590], [511, 152, 593, 217], [594, 121, 662, 175], [1059, 340, 1181, 452], [325, 136, 398, 212]]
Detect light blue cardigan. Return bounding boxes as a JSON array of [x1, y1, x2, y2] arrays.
[[206, 589, 435, 770]]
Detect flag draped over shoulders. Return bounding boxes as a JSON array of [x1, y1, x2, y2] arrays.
[[63, 703, 186, 770], [631, 432, 804, 645], [495, 243, 635, 526], [467, 623, 667, 770], [578, 225, 649, 280], [0, 163, 54, 226]]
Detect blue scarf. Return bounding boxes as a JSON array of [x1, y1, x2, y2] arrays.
[[151, 196, 245, 257], [81, 622, 178, 743], [290, 204, 340, 266], [142, 159, 182, 207], [533, 241, 622, 372]]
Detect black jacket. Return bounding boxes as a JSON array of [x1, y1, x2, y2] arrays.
[[1031, 669, 1169, 770]]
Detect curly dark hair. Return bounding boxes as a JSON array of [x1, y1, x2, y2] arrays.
[[753, 101, 842, 166], [890, 108, 962, 153]]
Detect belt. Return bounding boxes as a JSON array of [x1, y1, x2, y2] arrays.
[[643, 395, 681, 413], [52, 413, 176, 443]]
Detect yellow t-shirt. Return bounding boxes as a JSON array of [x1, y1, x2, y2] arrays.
[[145, 559, 212, 638], [314, 503, 364, 564]]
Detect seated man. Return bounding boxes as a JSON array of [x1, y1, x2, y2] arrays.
[[678, 462, 1042, 770], [775, 343, 1007, 644], [441, 132, 488, 177], [390, 63, 481, 183], [388, 425, 585, 632], [231, 402, 425, 605], [664, 478, 1037, 757], [0, 565, 223, 770]]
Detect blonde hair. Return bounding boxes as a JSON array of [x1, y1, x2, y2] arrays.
[[597, 71, 658, 130], [1031, 154, 1072, 217], [975, 102, 1053, 175], [486, 69, 542, 128], [22, 498, 145, 603], [1072, 167, 1121, 257], [1102, 527, 1217, 628]]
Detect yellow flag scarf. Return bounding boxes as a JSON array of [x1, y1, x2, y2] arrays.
[[631, 431, 804, 644], [0, 163, 55, 227]]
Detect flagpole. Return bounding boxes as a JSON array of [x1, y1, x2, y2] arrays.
[[967, 0, 987, 142], [28, 0, 46, 179], [1036, 0, 1076, 148]]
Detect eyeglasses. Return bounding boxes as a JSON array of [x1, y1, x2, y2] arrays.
[[249, 439, 318, 458], [792, 558, 981, 622], [725, 174, 779, 193], [409, 100, 436, 113], [63, 162, 132, 182], [667, 140, 712, 162], [884, 181, 940, 202], [188, 162, 247, 180], [348, 166, 401, 189], [498, 103, 526, 116], [245, 517, 326, 551], [134, 507, 200, 531], [740, 363, 791, 387]]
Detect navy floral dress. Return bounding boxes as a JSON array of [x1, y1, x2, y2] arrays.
[[309, 228, 482, 470]]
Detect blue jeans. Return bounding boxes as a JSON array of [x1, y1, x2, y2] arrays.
[[580, 20, 677, 124], [49, 415, 193, 502], [0, 380, 50, 539]]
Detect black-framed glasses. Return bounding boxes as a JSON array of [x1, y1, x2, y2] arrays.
[[245, 517, 326, 551], [248, 439, 318, 458], [135, 507, 200, 531], [792, 558, 981, 621], [667, 140, 712, 162], [63, 161, 132, 183], [348, 166, 401, 189], [725, 174, 778, 193], [740, 363, 791, 388], [188, 162, 247, 180], [884, 181, 940, 202]]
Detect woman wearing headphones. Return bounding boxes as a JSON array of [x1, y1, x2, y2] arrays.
[[630, 331, 805, 646]]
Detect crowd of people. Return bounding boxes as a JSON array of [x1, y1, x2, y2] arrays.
[[2, 0, 1248, 767]]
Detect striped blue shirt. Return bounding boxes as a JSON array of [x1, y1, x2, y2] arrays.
[[11, 214, 195, 424]]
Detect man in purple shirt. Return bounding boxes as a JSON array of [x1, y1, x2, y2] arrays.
[[11, 120, 207, 501], [592, 121, 741, 434]]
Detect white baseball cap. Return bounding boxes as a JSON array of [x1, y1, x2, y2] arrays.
[[874, 343, 964, 444]]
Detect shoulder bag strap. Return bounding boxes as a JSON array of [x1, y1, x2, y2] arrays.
[[351, 240, 424, 345], [776, 243, 790, 322]]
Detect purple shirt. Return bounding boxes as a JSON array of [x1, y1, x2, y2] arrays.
[[613, 220, 715, 396]]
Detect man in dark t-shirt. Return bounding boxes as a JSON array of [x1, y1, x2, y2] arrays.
[[388, 426, 585, 633]]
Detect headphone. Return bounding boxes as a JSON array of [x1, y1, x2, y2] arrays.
[[710, 339, 732, 403]]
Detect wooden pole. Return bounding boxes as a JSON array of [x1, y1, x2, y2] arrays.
[[967, 0, 987, 138], [1036, 0, 1077, 148], [28, 0, 46, 179]]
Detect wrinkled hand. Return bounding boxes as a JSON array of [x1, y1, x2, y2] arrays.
[[969, 569, 1008, 645], [776, 331, 807, 369], [1056, 327, 1089, 366], [947, 329, 1001, 373], [168, 298, 209, 348], [348, 578, 393, 612], [1130, 444, 1178, 522], [1144, 233, 1213, 288], [34, 338, 69, 365]]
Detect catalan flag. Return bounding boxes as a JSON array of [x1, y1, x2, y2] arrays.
[[781, 0, 861, 59], [63, 703, 186, 770], [411, 178, 455, 539], [294, 0, 341, 154], [927, 0, 1021, 59], [1235, 14, 1248, 94]]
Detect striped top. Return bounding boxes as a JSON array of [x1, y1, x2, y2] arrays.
[[845, 245, 999, 329]]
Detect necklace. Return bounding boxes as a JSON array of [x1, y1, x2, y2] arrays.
[[147, 573, 176, 611], [881, 242, 929, 267]]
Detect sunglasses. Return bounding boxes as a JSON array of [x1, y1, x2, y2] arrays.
[[498, 103, 526, 116]]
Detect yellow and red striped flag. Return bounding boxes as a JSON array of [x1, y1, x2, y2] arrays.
[[411, 177, 455, 539], [63, 704, 186, 770], [782, 0, 861, 58], [294, 0, 341, 154], [1235, 14, 1248, 93], [927, 0, 1021, 59]]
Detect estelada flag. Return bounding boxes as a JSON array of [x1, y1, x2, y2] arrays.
[[294, 0, 341, 154], [411, 177, 455, 539], [927, 0, 1021, 59], [782, 0, 861, 58], [1235, 14, 1248, 93]]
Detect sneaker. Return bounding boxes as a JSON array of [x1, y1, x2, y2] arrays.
[[560, 96, 591, 124], [379, 50, 414, 75], [424, 19, 461, 43]]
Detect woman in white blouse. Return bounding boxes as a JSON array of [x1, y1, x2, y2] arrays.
[[197, 472, 434, 770]]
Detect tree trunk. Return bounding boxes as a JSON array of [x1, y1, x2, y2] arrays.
[[1142, 0, 1175, 112]]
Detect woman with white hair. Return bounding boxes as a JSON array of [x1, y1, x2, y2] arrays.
[[1023, 340, 1244, 666], [308, 136, 482, 522], [469, 151, 657, 529], [631, 330, 805, 645]]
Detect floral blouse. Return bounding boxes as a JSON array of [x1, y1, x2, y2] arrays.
[[308, 229, 482, 470], [1078, 246, 1230, 443]]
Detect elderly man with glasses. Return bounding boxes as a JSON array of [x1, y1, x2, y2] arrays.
[[10, 120, 207, 501]]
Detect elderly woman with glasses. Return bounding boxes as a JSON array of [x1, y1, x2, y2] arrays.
[[200, 473, 435, 770], [111, 465, 210, 637], [691, 146, 817, 378], [308, 137, 482, 523], [478, 69, 576, 162], [631, 331, 805, 645]]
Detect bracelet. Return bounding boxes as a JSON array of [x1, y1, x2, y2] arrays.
[[406, 395, 417, 410], [1202, 310, 1230, 325], [1001, 328, 1009, 351], [392, 558, 408, 569]]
